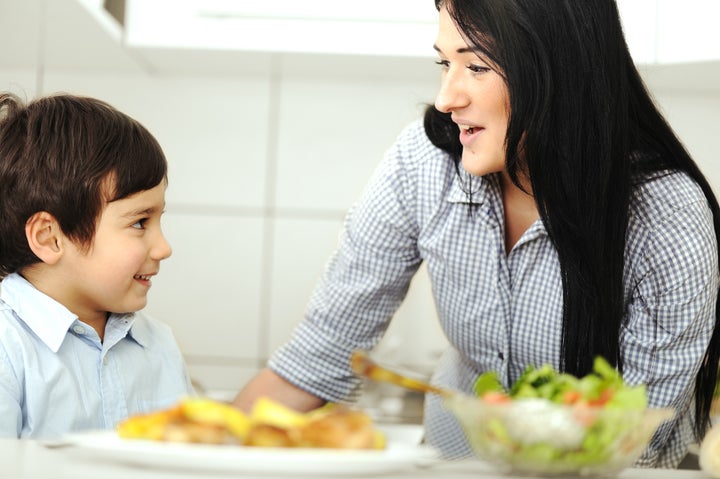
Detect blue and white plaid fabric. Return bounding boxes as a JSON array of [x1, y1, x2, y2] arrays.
[[269, 119, 718, 468]]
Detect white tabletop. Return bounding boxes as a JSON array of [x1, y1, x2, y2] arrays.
[[0, 438, 711, 479]]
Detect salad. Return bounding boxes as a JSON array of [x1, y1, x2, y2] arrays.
[[445, 357, 670, 475]]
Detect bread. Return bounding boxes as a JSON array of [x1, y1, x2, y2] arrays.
[[117, 397, 386, 450]]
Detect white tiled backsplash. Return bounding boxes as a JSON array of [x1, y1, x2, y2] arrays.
[[2, 50, 720, 403]]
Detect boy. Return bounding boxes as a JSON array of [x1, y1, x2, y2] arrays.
[[0, 92, 194, 438]]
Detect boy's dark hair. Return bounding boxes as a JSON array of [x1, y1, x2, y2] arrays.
[[0, 92, 168, 277]]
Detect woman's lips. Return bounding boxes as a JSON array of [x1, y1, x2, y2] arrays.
[[459, 126, 483, 147]]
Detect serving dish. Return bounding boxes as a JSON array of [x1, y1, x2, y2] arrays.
[[445, 394, 672, 477], [63, 426, 435, 476]]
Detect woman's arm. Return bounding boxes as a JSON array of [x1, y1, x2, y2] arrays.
[[233, 368, 326, 413], [622, 175, 719, 467]]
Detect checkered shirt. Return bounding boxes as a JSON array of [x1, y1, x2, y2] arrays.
[[269, 119, 719, 468]]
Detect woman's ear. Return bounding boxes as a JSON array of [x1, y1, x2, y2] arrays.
[[25, 211, 64, 265]]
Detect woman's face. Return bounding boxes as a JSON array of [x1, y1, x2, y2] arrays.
[[434, 6, 510, 177]]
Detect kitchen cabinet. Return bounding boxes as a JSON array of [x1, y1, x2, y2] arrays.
[[618, 0, 720, 65], [656, 0, 720, 64], [123, 0, 438, 58], [616, 0, 658, 64], [115, 0, 720, 70]]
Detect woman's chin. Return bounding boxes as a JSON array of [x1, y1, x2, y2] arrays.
[[460, 151, 503, 177]]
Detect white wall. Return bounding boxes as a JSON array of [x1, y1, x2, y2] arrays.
[[1, 1, 719, 400]]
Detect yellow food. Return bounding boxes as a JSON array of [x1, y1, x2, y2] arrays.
[[117, 397, 386, 450], [250, 397, 310, 430]]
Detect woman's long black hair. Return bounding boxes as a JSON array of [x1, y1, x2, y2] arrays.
[[426, 0, 720, 440]]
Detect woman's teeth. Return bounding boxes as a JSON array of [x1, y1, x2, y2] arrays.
[[134, 274, 150, 281], [459, 124, 476, 134]]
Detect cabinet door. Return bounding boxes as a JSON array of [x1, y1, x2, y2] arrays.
[[617, 0, 659, 65], [124, 0, 439, 57], [657, 0, 720, 63]]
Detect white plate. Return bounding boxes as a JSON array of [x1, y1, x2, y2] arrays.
[[62, 429, 436, 476]]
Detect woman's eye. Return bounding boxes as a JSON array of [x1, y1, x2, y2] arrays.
[[467, 64, 491, 74], [435, 59, 450, 69]]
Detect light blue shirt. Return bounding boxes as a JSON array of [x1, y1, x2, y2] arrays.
[[269, 119, 719, 468], [0, 273, 195, 439]]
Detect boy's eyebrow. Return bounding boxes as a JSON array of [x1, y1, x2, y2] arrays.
[[122, 205, 162, 217]]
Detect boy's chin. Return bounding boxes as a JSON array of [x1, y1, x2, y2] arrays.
[[112, 299, 148, 315]]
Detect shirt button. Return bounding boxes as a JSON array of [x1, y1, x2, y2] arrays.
[[72, 325, 85, 334]]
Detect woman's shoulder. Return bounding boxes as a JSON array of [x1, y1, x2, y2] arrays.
[[628, 170, 717, 268], [377, 118, 460, 203], [626, 170, 719, 299], [389, 118, 456, 171], [630, 170, 711, 225]]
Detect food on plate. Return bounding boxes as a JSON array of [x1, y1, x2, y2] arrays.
[[444, 357, 672, 475], [117, 397, 386, 450]]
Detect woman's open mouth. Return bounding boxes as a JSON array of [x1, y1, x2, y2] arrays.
[[459, 124, 483, 147]]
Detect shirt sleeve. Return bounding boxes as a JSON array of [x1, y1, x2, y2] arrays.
[[268, 123, 426, 403], [0, 343, 22, 438], [621, 193, 719, 467]]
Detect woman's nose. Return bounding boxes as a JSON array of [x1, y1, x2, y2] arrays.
[[435, 69, 469, 113]]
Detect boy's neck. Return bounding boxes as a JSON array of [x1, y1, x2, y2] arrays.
[[19, 267, 109, 342], [81, 315, 108, 343]]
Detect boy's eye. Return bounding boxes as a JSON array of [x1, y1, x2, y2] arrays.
[[131, 219, 147, 229]]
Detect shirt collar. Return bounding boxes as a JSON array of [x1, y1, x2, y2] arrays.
[[447, 169, 492, 205], [0, 273, 150, 351], [446, 172, 548, 240], [1, 273, 77, 353], [123, 313, 151, 348]]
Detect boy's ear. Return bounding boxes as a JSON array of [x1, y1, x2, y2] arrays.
[[25, 211, 64, 265]]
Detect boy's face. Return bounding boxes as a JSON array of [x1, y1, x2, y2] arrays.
[[60, 182, 171, 323]]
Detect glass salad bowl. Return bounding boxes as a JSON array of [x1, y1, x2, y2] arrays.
[[351, 350, 673, 477], [444, 389, 673, 477]]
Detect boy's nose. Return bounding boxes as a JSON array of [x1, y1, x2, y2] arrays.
[[153, 231, 172, 260]]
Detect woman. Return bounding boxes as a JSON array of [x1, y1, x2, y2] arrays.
[[235, 0, 720, 467]]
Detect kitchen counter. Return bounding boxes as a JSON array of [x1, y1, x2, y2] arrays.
[[0, 437, 711, 479]]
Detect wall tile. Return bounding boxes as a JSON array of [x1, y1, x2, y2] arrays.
[[267, 216, 346, 355], [43, 72, 271, 209], [0, 0, 42, 70], [650, 91, 720, 195], [274, 75, 438, 212], [186, 363, 258, 401], [0, 70, 37, 98], [143, 213, 265, 361]]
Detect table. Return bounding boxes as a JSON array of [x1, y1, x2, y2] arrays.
[[0, 438, 711, 479]]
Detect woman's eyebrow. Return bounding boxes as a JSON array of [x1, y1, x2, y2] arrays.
[[433, 44, 477, 54]]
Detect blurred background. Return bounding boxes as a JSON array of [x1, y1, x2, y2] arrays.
[[1, 0, 719, 423]]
